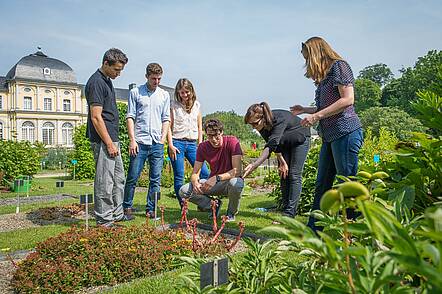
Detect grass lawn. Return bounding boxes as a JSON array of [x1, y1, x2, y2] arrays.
[[0, 177, 94, 199]]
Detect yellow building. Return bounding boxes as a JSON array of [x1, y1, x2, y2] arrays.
[[0, 49, 173, 147]]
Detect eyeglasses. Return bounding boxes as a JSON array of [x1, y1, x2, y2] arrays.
[[206, 132, 222, 139]]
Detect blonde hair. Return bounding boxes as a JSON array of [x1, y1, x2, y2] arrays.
[[244, 102, 273, 130], [302, 37, 342, 84], [174, 78, 197, 113]]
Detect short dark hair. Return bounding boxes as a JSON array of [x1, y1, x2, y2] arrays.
[[102, 48, 128, 66], [146, 63, 163, 76], [204, 118, 224, 133]]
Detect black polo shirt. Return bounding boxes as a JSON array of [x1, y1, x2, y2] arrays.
[[85, 69, 119, 143], [260, 109, 311, 153]]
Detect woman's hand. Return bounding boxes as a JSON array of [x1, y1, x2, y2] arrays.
[[168, 144, 180, 161], [278, 161, 289, 179], [242, 163, 256, 178], [290, 105, 304, 116], [300, 113, 319, 127]]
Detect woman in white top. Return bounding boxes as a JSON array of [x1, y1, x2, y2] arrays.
[[167, 78, 210, 207]]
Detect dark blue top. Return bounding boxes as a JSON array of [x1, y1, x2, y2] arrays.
[[85, 70, 119, 143], [315, 60, 361, 142]]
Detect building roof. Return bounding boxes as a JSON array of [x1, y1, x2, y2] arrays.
[[6, 50, 77, 84]]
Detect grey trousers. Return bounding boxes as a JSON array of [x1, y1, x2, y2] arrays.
[[91, 142, 125, 225], [179, 178, 244, 216]]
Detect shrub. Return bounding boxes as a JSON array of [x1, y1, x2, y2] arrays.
[[69, 124, 95, 180], [358, 127, 398, 169], [41, 147, 71, 170], [12, 225, 193, 293], [0, 140, 43, 186]]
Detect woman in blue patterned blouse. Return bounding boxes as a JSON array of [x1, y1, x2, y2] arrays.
[[290, 36, 363, 232]]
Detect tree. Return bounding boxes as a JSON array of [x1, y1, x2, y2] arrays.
[[203, 110, 263, 145], [357, 63, 393, 87], [359, 106, 426, 141], [381, 50, 442, 114], [354, 78, 382, 112]]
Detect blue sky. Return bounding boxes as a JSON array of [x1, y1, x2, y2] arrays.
[[1, 0, 441, 115]]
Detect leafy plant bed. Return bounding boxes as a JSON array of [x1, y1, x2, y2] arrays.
[[11, 200, 247, 293]]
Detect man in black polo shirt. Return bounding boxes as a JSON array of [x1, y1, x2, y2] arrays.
[[85, 48, 131, 227]]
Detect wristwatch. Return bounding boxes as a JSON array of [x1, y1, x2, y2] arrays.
[[216, 175, 221, 183]]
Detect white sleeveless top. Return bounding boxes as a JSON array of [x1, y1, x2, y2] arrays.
[[171, 100, 200, 140]]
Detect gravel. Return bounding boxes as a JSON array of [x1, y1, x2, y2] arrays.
[[0, 194, 78, 206]]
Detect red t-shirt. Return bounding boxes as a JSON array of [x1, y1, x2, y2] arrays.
[[196, 135, 243, 177]]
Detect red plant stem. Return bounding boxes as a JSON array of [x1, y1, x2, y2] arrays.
[[211, 215, 227, 243], [6, 253, 17, 268], [190, 218, 202, 251], [179, 199, 188, 229], [160, 205, 165, 230], [227, 221, 245, 251], [211, 200, 218, 233]]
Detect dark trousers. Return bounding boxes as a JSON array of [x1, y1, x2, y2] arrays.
[[280, 138, 311, 217]]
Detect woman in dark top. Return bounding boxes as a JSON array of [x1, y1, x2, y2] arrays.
[[243, 102, 311, 217], [290, 36, 363, 231]]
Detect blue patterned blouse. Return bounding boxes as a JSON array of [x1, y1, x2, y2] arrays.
[[315, 60, 362, 142]]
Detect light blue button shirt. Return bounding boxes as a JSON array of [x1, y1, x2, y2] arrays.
[[126, 83, 170, 145]]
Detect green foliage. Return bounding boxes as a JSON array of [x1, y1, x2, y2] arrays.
[[117, 102, 130, 171], [359, 127, 398, 169], [359, 106, 426, 140], [354, 78, 382, 112], [382, 50, 442, 114], [357, 63, 393, 87], [0, 140, 43, 186], [203, 110, 263, 145], [12, 225, 193, 293], [264, 140, 320, 215], [41, 147, 71, 169], [257, 177, 442, 293], [384, 80, 442, 212], [69, 124, 95, 180]]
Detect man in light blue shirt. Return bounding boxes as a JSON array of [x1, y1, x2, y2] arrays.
[[123, 63, 170, 217]]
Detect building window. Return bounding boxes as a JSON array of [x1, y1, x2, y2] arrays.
[[24, 87, 32, 92], [0, 95, 2, 109], [0, 122, 3, 140], [42, 122, 55, 145], [64, 90, 71, 96], [24, 96, 32, 110], [22, 121, 35, 143], [43, 68, 51, 75], [44, 98, 52, 111], [44, 89, 52, 94], [62, 122, 73, 145], [63, 99, 71, 112]]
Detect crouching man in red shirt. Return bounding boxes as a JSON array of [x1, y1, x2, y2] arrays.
[[179, 118, 244, 222]]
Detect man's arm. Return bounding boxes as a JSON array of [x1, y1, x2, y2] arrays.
[[90, 105, 118, 157], [201, 155, 242, 193], [127, 117, 138, 156], [191, 160, 204, 194]]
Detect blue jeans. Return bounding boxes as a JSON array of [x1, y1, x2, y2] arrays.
[[123, 142, 164, 212], [169, 139, 209, 206], [307, 128, 363, 232]]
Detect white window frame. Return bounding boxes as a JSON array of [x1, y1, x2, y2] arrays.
[[22, 121, 35, 143], [24, 96, 32, 110], [0, 122, 3, 140], [0, 95, 3, 109], [62, 122, 74, 146], [44, 97, 52, 111], [63, 99, 71, 112], [42, 122, 55, 145]]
